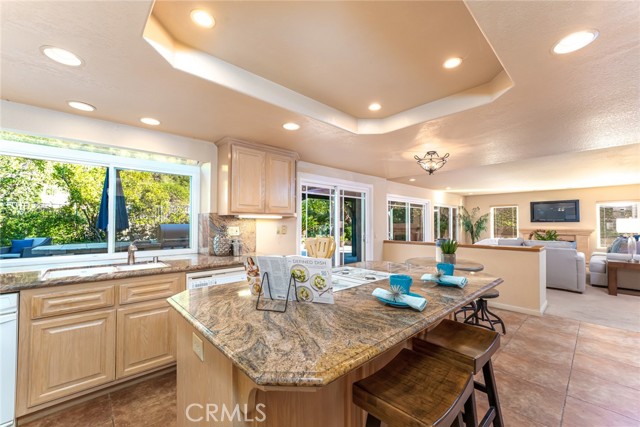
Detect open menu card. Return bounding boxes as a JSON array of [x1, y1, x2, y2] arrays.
[[244, 255, 334, 304]]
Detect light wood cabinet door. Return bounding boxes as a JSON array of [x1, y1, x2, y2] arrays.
[[266, 153, 296, 214], [27, 310, 116, 407], [116, 300, 176, 379], [231, 145, 266, 213]]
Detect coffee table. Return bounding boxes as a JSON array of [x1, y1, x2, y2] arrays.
[[405, 257, 484, 272], [607, 260, 640, 296]]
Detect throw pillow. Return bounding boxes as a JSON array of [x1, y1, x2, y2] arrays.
[[609, 236, 628, 254], [10, 239, 34, 254]]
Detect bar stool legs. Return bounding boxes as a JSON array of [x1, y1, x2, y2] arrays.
[[459, 290, 506, 335]]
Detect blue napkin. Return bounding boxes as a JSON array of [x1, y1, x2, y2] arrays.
[[372, 288, 427, 311], [420, 274, 468, 288]]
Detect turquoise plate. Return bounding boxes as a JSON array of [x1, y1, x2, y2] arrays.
[[376, 291, 425, 308]]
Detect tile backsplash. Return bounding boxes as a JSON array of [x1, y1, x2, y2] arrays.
[[198, 213, 256, 256]]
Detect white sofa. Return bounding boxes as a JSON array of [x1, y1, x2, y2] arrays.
[[476, 238, 586, 293], [589, 237, 640, 291]]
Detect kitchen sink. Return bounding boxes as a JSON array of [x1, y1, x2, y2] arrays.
[[42, 261, 169, 280]]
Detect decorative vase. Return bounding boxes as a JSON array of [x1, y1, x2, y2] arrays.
[[212, 234, 231, 256], [442, 253, 456, 264]]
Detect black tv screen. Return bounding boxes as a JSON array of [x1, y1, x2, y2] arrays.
[[530, 200, 580, 222]]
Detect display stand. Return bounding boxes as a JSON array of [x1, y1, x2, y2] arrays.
[[255, 272, 299, 313]]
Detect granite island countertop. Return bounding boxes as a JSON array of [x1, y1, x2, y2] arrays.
[[168, 260, 503, 388], [0, 254, 243, 293]]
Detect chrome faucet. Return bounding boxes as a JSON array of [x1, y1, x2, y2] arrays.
[[127, 240, 139, 265]]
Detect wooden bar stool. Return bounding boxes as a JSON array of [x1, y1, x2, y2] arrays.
[[353, 348, 478, 427], [413, 320, 504, 427]]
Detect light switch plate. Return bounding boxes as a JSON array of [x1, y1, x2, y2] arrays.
[[228, 226, 240, 236], [280, 225, 287, 235], [192, 332, 204, 362]]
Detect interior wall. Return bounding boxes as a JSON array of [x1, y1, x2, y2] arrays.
[[0, 100, 218, 211], [463, 184, 640, 252], [256, 161, 462, 259]]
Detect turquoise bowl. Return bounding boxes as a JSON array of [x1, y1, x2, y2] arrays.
[[390, 274, 412, 293]]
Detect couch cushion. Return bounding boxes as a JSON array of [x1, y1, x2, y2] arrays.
[[524, 240, 574, 248], [498, 237, 524, 246], [10, 239, 33, 254], [589, 257, 607, 273]]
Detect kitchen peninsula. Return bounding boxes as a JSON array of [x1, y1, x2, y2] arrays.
[[168, 261, 503, 427]]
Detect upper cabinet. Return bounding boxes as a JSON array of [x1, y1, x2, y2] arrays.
[[216, 138, 299, 216]]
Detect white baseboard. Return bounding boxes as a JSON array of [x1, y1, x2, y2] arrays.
[[488, 300, 548, 317]]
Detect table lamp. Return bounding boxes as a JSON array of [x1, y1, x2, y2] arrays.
[[616, 218, 640, 262]]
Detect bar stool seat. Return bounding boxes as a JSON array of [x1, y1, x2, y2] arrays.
[[413, 320, 504, 427], [353, 348, 477, 427], [456, 290, 506, 335]]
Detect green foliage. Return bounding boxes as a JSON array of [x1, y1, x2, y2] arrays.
[[441, 239, 458, 254], [459, 206, 489, 243], [301, 197, 331, 238], [533, 229, 559, 241]]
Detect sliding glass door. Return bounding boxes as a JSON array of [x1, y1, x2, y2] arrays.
[[300, 180, 369, 266]]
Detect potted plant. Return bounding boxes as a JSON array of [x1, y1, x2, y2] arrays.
[[531, 229, 559, 241], [459, 206, 489, 244], [440, 239, 458, 264]]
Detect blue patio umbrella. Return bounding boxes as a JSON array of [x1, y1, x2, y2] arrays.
[[97, 169, 129, 232]]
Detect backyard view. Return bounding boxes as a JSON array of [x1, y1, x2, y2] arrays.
[[0, 153, 192, 259]]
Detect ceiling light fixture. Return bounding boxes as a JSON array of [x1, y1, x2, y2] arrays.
[[409, 178, 416, 182], [283, 122, 300, 131], [443, 57, 462, 69], [190, 9, 215, 28], [40, 46, 83, 66], [414, 150, 449, 175], [553, 30, 599, 54], [67, 101, 96, 112], [140, 117, 160, 126], [368, 103, 381, 111]]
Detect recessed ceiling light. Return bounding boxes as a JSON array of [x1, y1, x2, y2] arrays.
[[283, 122, 300, 131], [40, 46, 83, 66], [190, 9, 215, 28], [409, 178, 416, 182], [140, 117, 160, 126], [443, 57, 462, 69], [67, 101, 95, 112], [553, 30, 599, 54], [368, 103, 381, 111], [446, 187, 451, 190]]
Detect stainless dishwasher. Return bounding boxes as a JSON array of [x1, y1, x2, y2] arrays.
[[186, 266, 247, 289]]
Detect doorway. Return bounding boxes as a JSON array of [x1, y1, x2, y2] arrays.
[[299, 177, 371, 266]]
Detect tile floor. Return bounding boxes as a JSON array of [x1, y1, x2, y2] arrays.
[[21, 309, 640, 427]]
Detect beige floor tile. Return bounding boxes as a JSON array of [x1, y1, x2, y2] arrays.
[[514, 321, 578, 350], [572, 351, 640, 391], [501, 334, 575, 367], [493, 369, 565, 427], [475, 392, 550, 427], [20, 395, 113, 427], [494, 347, 572, 393], [578, 322, 640, 348], [562, 396, 640, 427], [111, 372, 176, 427], [523, 314, 580, 336], [568, 369, 640, 421], [575, 336, 640, 367]]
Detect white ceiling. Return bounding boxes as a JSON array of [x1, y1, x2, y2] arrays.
[[1, 1, 639, 195]]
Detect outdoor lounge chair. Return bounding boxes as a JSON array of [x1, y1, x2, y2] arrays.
[[0, 237, 52, 259]]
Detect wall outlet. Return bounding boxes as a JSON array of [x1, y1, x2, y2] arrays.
[[277, 224, 287, 235], [192, 333, 204, 362], [228, 226, 240, 236]]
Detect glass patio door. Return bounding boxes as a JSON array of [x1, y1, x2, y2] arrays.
[[300, 182, 367, 266]]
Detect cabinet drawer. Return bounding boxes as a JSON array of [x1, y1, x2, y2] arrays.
[[30, 285, 115, 320], [118, 273, 183, 305]]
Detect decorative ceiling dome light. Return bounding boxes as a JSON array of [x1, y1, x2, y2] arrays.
[[40, 46, 83, 66], [443, 57, 462, 69], [140, 117, 160, 126], [414, 150, 449, 175], [553, 30, 599, 54], [190, 9, 215, 28], [282, 122, 300, 131], [368, 103, 381, 111], [67, 101, 96, 112]]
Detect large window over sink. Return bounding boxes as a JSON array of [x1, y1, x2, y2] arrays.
[[0, 133, 200, 264]]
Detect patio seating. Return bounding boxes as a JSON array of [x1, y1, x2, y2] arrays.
[[0, 237, 52, 259]]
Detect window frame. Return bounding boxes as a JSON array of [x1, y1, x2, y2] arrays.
[[0, 139, 200, 267], [595, 201, 640, 249], [433, 204, 458, 241], [490, 205, 519, 239], [386, 195, 430, 242]]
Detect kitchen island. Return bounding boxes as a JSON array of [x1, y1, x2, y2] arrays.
[[168, 261, 503, 427]]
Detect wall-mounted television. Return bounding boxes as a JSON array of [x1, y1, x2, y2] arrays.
[[530, 200, 580, 222]]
